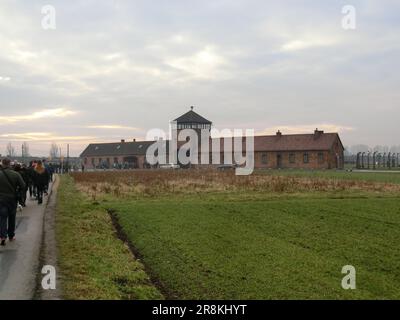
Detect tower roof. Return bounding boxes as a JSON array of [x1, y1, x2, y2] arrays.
[[174, 107, 212, 124]]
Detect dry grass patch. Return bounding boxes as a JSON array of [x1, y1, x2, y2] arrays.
[[71, 170, 400, 199]]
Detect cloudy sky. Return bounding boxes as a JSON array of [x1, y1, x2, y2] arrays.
[[0, 0, 399, 156]]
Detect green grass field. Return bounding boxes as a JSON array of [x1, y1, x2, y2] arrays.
[[108, 194, 400, 299], [56, 176, 163, 300], [59, 170, 400, 300]]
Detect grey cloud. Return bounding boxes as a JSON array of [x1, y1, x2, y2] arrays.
[[0, 0, 399, 155]]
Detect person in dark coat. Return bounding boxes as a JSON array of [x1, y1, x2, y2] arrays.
[[0, 158, 26, 246], [27, 161, 36, 199], [14, 163, 29, 207], [33, 160, 49, 205]]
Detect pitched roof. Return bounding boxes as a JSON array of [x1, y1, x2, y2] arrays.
[[80, 133, 343, 157], [80, 141, 157, 157], [179, 132, 342, 152], [252, 133, 342, 152], [174, 109, 212, 124]]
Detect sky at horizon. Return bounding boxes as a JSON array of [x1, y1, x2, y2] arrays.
[[0, 0, 399, 157]]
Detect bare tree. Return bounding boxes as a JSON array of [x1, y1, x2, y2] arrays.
[[373, 145, 384, 153], [49, 143, 60, 159], [382, 145, 389, 153], [22, 142, 30, 158], [390, 145, 399, 153], [6, 142, 16, 158], [350, 144, 369, 154]]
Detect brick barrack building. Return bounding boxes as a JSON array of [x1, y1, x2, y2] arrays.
[[80, 108, 344, 170]]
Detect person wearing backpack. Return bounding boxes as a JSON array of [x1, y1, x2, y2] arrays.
[[0, 158, 26, 246]]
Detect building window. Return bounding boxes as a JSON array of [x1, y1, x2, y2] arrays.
[[114, 157, 119, 164], [289, 153, 295, 164], [261, 153, 267, 164], [84, 158, 88, 165], [318, 152, 324, 164], [91, 158, 95, 166], [303, 153, 309, 164]]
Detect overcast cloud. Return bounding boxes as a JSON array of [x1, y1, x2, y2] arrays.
[[0, 0, 399, 156]]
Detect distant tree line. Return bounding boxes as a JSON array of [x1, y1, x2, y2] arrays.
[[1, 142, 60, 159]]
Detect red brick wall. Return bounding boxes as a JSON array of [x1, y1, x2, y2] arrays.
[[254, 151, 334, 169], [82, 139, 344, 170], [328, 138, 345, 169], [83, 155, 146, 169]]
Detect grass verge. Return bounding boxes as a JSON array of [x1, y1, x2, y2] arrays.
[[56, 175, 163, 300]]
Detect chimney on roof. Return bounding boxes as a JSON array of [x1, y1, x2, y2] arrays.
[[133, 139, 136, 142], [276, 130, 282, 137], [191, 106, 194, 111], [121, 139, 125, 143], [314, 128, 324, 139]]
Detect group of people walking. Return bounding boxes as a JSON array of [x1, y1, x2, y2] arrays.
[[0, 158, 53, 246]]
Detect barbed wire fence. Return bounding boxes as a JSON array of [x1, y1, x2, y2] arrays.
[[346, 152, 400, 170]]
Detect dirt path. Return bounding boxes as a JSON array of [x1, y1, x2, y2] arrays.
[[0, 177, 59, 300]]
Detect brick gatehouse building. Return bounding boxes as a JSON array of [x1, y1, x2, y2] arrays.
[[80, 108, 344, 170]]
